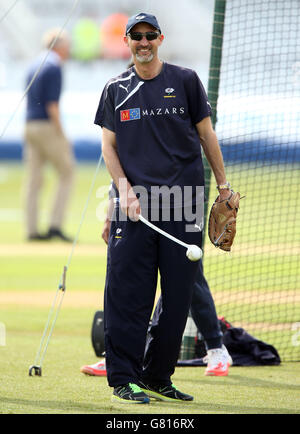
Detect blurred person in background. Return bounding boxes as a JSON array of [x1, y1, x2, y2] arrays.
[[24, 28, 74, 241]]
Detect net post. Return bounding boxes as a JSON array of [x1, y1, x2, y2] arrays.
[[202, 0, 227, 248]]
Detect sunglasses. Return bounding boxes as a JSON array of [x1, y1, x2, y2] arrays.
[[128, 31, 160, 41]]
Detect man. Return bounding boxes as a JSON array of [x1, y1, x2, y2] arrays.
[[24, 28, 74, 241], [94, 12, 232, 404]]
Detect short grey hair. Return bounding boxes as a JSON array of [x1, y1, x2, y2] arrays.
[[42, 28, 69, 50]]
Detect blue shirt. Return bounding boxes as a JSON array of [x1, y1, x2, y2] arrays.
[[25, 51, 62, 121], [94, 63, 211, 204]]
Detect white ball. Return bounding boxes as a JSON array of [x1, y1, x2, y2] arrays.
[[186, 245, 203, 261]]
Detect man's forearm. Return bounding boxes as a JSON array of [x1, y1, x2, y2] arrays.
[[101, 127, 140, 219], [196, 117, 227, 186], [200, 130, 227, 186], [196, 117, 231, 200], [101, 128, 130, 193]]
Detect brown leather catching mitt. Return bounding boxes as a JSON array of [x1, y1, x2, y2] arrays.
[[208, 191, 241, 251]]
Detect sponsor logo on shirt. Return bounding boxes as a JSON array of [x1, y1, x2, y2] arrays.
[[120, 108, 141, 122], [142, 107, 185, 116], [120, 107, 185, 121]]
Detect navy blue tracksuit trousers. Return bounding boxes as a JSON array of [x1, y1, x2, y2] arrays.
[[147, 260, 223, 360], [190, 260, 222, 346], [104, 206, 202, 387]]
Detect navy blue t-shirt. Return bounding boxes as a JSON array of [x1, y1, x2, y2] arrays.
[[26, 52, 62, 121], [94, 62, 211, 203]]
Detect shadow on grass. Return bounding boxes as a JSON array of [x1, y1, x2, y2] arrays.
[[0, 396, 298, 414], [198, 374, 300, 392], [0, 396, 107, 414]]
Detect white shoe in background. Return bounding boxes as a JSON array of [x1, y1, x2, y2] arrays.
[[204, 345, 232, 376]]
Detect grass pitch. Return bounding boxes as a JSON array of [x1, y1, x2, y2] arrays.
[[0, 162, 299, 414]]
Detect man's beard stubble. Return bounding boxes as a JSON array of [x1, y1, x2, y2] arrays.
[[135, 47, 154, 63]]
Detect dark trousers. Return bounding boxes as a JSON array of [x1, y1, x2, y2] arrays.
[[104, 207, 202, 387], [190, 260, 222, 347]]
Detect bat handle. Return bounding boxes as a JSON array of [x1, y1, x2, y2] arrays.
[[138, 214, 189, 249]]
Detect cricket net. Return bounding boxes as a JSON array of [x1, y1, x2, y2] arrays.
[[203, 0, 300, 362]]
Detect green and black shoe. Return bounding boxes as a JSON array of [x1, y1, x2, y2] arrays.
[[112, 383, 150, 404], [139, 381, 193, 402]]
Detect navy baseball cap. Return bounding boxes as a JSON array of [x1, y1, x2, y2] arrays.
[[126, 12, 161, 34]]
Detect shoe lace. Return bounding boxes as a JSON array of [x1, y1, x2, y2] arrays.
[[208, 348, 227, 367]]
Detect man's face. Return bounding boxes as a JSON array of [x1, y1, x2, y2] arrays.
[[55, 38, 71, 62], [60, 39, 71, 61], [124, 22, 164, 64]]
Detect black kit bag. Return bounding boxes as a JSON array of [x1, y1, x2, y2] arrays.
[[180, 316, 281, 366], [91, 311, 154, 358], [91, 310, 105, 357]]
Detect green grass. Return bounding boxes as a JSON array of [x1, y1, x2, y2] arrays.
[[1, 332, 300, 414], [0, 255, 107, 291], [203, 163, 300, 362], [0, 161, 300, 414], [0, 162, 111, 244]]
